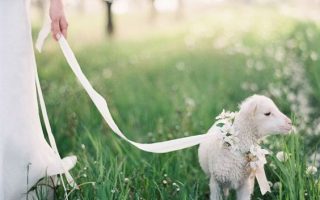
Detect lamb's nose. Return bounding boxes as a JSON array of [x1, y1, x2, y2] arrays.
[[287, 118, 292, 125]]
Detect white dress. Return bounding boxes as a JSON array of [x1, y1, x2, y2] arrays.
[[0, 0, 76, 199]]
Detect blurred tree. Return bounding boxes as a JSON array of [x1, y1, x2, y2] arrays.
[[149, 0, 157, 20], [176, 0, 184, 19], [104, 0, 114, 36]]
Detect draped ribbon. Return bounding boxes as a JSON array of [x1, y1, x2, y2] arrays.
[[35, 26, 270, 195], [255, 166, 271, 195], [35, 5, 77, 195], [248, 145, 271, 195]]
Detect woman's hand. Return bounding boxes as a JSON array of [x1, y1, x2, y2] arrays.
[[49, 0, 68, 40]]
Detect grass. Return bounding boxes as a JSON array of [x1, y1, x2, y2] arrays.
[[31, 5, 320, 200]]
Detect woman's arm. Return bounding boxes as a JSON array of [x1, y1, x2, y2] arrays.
[[50, 0, 68, 40]]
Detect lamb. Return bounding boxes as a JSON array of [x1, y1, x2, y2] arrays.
[[198, 95, 292, 200]]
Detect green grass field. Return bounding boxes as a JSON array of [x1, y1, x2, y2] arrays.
[[33, 6, 320, 199]]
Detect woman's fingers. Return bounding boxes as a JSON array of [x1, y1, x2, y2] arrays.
[[51, 17, 68, 41], [60, 17, 68, 39], [51, 18, 61, 41], [49, 0, 67, 41]]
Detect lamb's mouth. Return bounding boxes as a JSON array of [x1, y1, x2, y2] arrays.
[[280, 126, 292, 133]]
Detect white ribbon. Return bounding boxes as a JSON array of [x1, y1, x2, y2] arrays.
[[58, 35, 216, 153], [35, 29, 270, 194], [55, 38, 272, 194], [248, 145, 271, 195], [255, 166, 271, 195], [35, 11, 77, 194]]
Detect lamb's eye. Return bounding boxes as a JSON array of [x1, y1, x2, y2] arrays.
[[264, 112, 271, 116]]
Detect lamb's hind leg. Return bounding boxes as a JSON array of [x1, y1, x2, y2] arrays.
[[236, 174, 255, 200], [209, 175, 222, 200]]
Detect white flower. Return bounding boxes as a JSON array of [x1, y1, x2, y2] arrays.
[[162, 180, 168, 184], [216, 109, 236, 120], [248, 145, 269, 170], [185, 97, 195, 108], [273, 182, 281, 190], [176, 61, 186, 71], [102, 68, 113, 79], [81, 144, 86, 150], [310, 51, 318, 61], [269, 163, 277, 170], [276, 151, 288, 162], [290, 126, 298, 134], [306, 166, 318, 175], [124, 177, 129, 183]]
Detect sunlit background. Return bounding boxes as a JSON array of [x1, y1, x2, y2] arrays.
[[29, 0, 320, 199]]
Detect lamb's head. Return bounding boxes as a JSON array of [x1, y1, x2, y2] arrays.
[[238, 95, 292, 138]]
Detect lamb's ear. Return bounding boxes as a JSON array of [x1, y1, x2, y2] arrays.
[[251, 103, 258, 116], [239, 98, 258, 117]]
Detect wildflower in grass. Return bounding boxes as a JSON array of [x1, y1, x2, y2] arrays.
[[124, 177, 129, 183], [268, 84, 282, 98], [185, 97, 195, 108], [276, 151, 288, 162], [184, 36, 196, 49], [83, 173, 87, 178], [269, 163, 277, 170], [81, 144, 86, 150], [306, 166, 317, 175], [102, 68, 113, 79], [162, 180, 168, 185], [254, 61, 264, 71], [176, 61, 186, 71], [246, 59, 254, 69], [273, 182, 281, 190], [310, 51, 318, 61], [290, 125, 297, 134], [111, 189, 116, 193], [275, 47, 285, 62]]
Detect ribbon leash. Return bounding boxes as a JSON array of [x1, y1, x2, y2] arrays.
[[57, 35, 216, 153], [35, 31, 270, 195], [57, 35, 270, 194]]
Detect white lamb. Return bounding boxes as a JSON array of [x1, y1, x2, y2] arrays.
[[198, 95, 292, 200]]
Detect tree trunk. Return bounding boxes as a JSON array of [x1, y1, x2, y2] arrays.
[[106, 1, 114, 36], [176, 0, 184, 19], [149, 0, 157, 21]]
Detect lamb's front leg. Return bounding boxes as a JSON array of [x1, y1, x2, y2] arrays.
[[209, 175, 222, 200], [236, 174, 255, 200]]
